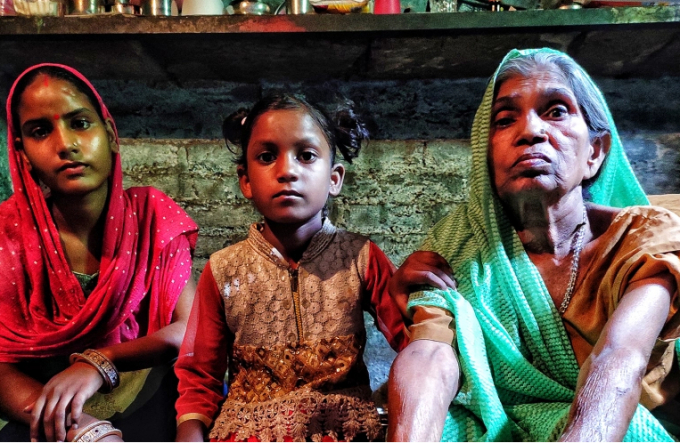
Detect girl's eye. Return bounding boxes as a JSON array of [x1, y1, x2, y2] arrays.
[[299, 151, 317, 162], [257, 152, 275, 163], [72, 118, 91, 130]]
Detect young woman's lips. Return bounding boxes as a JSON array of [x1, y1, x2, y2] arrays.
[[58, 162, 87, 174]]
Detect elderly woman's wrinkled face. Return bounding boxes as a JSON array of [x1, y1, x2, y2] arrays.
[[488, 67, 602, 204]]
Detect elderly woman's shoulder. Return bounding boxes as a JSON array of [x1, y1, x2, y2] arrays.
[[589, 202, 680, 239]]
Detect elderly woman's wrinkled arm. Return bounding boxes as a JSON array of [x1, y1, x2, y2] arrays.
[[387, 339, 460, 442], [560, 273, 676, 442]]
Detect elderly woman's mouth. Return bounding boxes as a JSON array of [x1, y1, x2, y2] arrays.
[[513, 153, 551, 168]]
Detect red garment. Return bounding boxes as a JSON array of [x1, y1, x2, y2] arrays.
[[175, 241, 407, 428], [0, 64, 198, 362]]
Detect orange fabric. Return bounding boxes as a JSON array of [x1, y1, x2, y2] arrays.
[[562, 206, 680, 411]]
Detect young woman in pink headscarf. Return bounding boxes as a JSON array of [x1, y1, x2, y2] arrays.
[[0, 64, 198, 442]]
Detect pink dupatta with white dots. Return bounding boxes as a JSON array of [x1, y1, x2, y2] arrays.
[[0, 64, 198, 363]]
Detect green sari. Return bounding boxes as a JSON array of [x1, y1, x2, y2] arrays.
[[408, 48, 676, 442]]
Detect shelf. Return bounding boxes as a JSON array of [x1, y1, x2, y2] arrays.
[[1, 7, 680, 82]]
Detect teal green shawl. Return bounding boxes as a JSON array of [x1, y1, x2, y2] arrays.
[[408, 48, 674, 442]]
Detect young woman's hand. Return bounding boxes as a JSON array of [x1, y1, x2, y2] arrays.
[[27, 362, 104, 442], [388, 251, 456, 318], [64, 413, 124, 443]]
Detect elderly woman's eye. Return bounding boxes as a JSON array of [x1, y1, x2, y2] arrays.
[[547, 106, 568, 119], [493, 116, 513, 127]]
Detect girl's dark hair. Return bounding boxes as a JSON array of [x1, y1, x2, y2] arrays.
[[222, 93, 369, 167], [11, 66, 105, 136]]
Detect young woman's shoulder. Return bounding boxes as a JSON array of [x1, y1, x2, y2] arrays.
[[125, 186, 175, 203], [126, 186, 194, 218]]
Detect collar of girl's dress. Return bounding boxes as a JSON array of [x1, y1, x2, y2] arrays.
[[248, 218, 337, 267]]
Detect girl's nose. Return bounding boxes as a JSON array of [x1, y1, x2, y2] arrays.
[[276, 153, 299, 182]]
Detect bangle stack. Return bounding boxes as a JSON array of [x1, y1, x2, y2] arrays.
[[70, 420, 122, 442], [69, 349, 120, 393]]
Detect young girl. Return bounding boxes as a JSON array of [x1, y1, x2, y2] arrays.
[[0, 64, 198, 442], [174, 94, 408, 442]]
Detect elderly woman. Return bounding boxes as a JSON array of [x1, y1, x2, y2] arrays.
[[388, 48, 680, 441]]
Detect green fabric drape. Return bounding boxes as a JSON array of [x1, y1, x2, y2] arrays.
[[408, 48, 674, 442]]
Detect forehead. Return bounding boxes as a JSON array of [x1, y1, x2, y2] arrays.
[[251, 109, 329, 144], [18, 75, 95, 115], [495, 64, 574, 100]]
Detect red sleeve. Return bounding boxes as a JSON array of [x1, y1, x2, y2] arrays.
[[175, 260, 233, 426], [364, 242, 409, 352]]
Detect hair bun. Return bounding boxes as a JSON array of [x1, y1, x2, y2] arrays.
[[333, 100, 369, 164], [222, 108, 250, 155]]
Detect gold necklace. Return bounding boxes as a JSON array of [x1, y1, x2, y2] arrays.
[[558, 207, 588, 315]]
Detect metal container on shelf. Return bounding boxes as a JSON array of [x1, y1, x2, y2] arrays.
[[112, 0, 135, 13], [66, 0, 104, 14], [12, 0, 64, 15], [286, 0, 310, 13], [141, 0, 171, 14]]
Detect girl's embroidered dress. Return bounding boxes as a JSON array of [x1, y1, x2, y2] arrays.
[[176, 219, 408, 442]]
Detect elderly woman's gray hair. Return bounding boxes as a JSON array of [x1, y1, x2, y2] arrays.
[[493, 51, 611, 142]]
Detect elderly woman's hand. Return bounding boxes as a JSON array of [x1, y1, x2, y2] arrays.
[[26, 362, 104, 442], [388, 251, 457, 318]]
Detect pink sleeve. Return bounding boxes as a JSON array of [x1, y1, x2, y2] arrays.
[[175, 261, 233, 426], [364, 242, 409, 352]]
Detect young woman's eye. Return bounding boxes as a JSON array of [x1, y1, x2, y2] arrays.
[[257, 152, 275, 163], [29, 126, 50, 139], [72, 118, 91, 130], [299, 151, 317, 162]]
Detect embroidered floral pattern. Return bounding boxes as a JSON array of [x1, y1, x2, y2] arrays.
[[209, 386, 382, 442]]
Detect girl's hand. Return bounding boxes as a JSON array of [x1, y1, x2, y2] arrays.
[[388, 251, 456, 318], [27, 362, 104, 442]]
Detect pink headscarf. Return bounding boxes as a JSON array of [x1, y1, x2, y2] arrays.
[[0, 63, 198, 362]]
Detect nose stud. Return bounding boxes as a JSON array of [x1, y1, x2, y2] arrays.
[[72, 142, 79, 148]]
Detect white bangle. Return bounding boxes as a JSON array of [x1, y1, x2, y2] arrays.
[[70, 420, 123, 442]]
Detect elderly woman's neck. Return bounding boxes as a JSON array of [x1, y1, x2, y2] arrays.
[[505, 192, 588, 257]]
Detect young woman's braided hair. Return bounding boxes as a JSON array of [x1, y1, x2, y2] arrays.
[[222, 93, 369, 167]]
